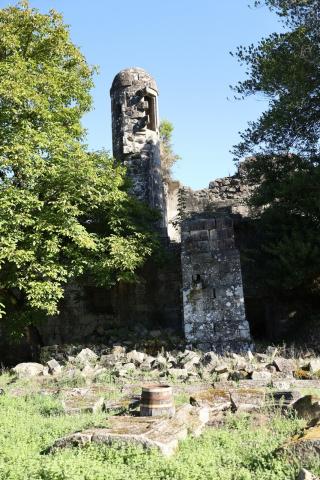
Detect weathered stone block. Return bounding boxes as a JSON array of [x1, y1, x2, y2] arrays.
[[190, 388, 231, 412], [229, 388, 265, 412], [273, 357, 296, 374], [76, 348, 98, 366], [12, 363, 44, 378], [46, 359, 62, 375], [251, 370, 272, 382], [49, 404, 209, 457], [126, 350, 145, 365]]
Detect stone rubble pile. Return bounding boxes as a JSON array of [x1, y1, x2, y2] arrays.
[[13, 345, 320, 383], [38, 328, 185, 362]]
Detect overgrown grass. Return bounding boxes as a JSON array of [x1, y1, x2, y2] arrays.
[[0, 383, 319, 480]]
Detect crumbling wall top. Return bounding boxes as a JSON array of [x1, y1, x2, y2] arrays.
[[110, 67, 158, 94]]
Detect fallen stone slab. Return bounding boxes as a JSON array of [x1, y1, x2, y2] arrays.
[[214, 379, 268, 389], [190, 388, 231, 413], [111, 345, 126, 356], [179, 351, 201, 370], [9, 385, 57, 397], [39, 387, 61, 397], [273, 371, 294, 381], [80, 364, 97, 378], [231, 378, 320, 390], [181, 403, 209, 427], [251, 370, 272, 382], [175, 384, 212, 396], [152, 354, 167, 370], [48, 404, 209, 457], [206, 412, 227, 428], [229, 370, 250, 381], [100, 353, 121, 367], [139, 357, 155, 372], [104, 397, 140, 414], [212, 380, 237, 389], [61, 385, 114, 397], [214, 364, 229, 374], [230, 388, 265, 413], [272, 380, 292, 390], [190, 387, 266, 414], [201, 352, 219, 370], [290, 379, 320, 389], [61, 387, 107, 414], [62, 396, 105, 415]]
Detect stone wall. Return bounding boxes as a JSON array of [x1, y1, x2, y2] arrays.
[[181, 214, 251, 352], [166, 166, 253, 246], [0, 244, 183, 365], [37, 248, 183, 347], [177, 166, 311, 343], [179, 167, 253, 221]]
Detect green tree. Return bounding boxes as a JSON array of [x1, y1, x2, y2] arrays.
[[159, 120, 180, 181], [0, 2, 157, 332], [233, 0, 320, 297]]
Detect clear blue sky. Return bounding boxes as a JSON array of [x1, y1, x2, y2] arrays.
[[2, 0, 283, 189]]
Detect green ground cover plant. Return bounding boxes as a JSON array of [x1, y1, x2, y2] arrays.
[[0, 375, 319, 480]]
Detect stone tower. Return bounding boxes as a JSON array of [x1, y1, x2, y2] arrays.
[[110, 67, 167, 232]]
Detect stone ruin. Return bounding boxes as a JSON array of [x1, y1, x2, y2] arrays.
[[109, 67, 251, 352], [0, 66, 300, 363], [110, 67, 167, 235]]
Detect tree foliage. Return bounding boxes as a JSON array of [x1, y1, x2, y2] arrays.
[[0, 2, 157, 331], [159, 120, 180, 181], [233, 0, 320, 296]]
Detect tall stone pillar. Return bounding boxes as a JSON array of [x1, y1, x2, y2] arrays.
[[181, 213, 252, 352], [110, 67, 167, 233]]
